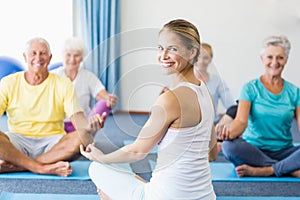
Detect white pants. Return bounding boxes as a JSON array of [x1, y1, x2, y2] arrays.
[[89, 162, 145, 200]]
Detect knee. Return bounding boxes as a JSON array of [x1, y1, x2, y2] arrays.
[[0, 131, 9, 141], [222, 140, 241, 158], [222, 140, 235, 153], [89, 161, 98, 179], [89, 161, 105, 186], [63, 132, 82, 152]]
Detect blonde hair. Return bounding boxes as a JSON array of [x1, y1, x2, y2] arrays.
[[160, 19, 201, 64], [201, 43, 213, 58]]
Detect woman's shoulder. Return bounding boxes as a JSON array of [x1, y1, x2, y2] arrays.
[[155, 87, 186, 110], [79, 68, 95, 75], [284, 80, 299, 89], [242, 78, 260, 89], [282, 80, 300, 97], [170, 83, 202, 102], [247, 77, 260, 84], [78, 68, 99, 79]]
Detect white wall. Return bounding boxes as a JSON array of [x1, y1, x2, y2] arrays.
[[0, 0, 73, 68], [119, 0, 300, 112]]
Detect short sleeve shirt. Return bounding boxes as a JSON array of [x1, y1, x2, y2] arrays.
[[238, 78, 300, 151], [0, 72, 82, 138]]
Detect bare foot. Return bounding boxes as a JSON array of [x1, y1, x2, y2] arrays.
[[0, 160, 71, 177], [39, 161, 72, 177], [290, 169, 300, 178], [0, 160, 26, 173], [97, 189, 111, 200], [236, 164, 274, 177]]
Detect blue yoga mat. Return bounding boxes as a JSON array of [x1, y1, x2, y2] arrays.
[[0, 192, 99, 200], [210, 162, 300, 182], [0, 161, 132, 180], [0, 160, 91, 180], [1, 192, 297, 200], [217, 197, 300, 200], [149, 161, 300, 182]]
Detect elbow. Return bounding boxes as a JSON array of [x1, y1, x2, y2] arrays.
[[209, 153, 218, 162], [130, 152, 147, 162], [125, 145, 148, 162], [137, 153, 147, 161], [208, 146, 218, 162], [228, 120, 248, 140]]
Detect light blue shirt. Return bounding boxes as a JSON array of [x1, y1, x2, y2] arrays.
[[206, 74, 235, 123], [238, 78, 300, 151]]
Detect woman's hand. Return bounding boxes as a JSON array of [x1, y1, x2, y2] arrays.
[[80, 143, 104, 162], [215, 123, 231, 141], [106, 94, 118, 109]]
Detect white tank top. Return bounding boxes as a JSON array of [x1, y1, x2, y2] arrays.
[[144, 81, 216, 200]]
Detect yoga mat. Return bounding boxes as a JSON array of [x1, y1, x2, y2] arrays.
[[149, 159, 156, 171], [0, 161, 132, 180], [123, 140, 158, 154], [0, 192, 99, 200], [149, 159, 300, 182], [0, 160, 91, 180], [210, 162, 300, 182], [217, 197, 300, 200], [0, 192, 297, 200]]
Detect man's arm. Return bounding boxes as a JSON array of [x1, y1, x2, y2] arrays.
[[70, 112, 106, 147]]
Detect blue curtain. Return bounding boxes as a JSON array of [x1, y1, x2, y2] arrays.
[[76, 0, 120, 107]]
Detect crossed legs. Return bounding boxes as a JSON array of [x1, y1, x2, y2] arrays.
[[0, 130, 82, 176], [223, 138, 300, 177], [89, 162, 145, 199]]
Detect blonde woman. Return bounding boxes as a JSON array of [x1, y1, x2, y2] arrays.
[[81, 19, 217, 200]]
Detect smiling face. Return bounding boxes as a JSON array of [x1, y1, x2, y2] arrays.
[[23, 40, 52, 74], [157, 30, 195, 75], [194, 46, 212, 72], [64, 49, 83, 70], [261, 45, 288, 77]]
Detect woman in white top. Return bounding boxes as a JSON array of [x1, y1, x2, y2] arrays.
[[52, 37, 118, 132], [194, 43, 235, 124], [80, 19, 217, 200]]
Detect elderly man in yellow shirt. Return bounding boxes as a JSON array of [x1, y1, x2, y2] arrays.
[[0, 37, 105, 176]]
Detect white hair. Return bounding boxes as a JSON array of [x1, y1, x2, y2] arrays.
[[24, 37, 51, 55], [63, 37, 87, 57], [260, 35, 291, 57]]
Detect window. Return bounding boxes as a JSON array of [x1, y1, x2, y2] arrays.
[[0, 0, 73, 68]]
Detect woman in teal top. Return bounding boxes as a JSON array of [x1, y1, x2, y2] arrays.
[[217, 35, 300, 177]]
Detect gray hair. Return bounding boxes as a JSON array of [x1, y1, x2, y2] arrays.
[[63, 37, 87, 57], [24, 37, 51, 55], [260, 35, 291, 57]]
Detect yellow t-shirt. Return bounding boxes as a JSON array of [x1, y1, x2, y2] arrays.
[[0, 72, 82, 138]]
